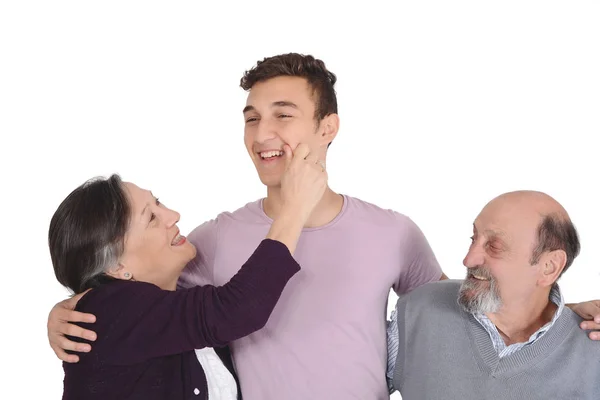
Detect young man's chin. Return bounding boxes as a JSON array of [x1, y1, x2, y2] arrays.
[[257, 174, 283, 188]]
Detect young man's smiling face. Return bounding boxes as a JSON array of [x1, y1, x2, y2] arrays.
[[243, 75, 336, 188]]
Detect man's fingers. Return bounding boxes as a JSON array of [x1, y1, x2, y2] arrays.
[[70, 289, 90, 302], [59, 310, 97, 324], [64, 354, 80, 363], [569, 301, 600, 321], [590, 332, 600, 341], [52, 344, 80, 363], [63, 323, 97, 341], [64, 289, 92, 309], [54, 335, 92, 353], [581, 321, 600, 331]]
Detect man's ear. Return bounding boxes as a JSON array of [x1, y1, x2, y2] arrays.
[[539, 249, 567, 287], [318, 113, 339, 147]]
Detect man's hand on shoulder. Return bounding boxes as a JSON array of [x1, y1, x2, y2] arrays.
[[47, 290, 98, 362], [568, 300, 600, 340]]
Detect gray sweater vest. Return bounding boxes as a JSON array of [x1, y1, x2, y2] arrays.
[[392, 280, 600, 400]]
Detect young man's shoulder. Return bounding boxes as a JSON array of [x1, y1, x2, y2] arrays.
[[187, 199, 265, 238], [344, 196, 435, 249], [344, 195, 414, 226]]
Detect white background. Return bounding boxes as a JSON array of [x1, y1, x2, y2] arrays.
[[1, 1, 599, 399]]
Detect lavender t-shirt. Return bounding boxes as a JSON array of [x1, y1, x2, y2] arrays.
[[179, 195, 442, 400]]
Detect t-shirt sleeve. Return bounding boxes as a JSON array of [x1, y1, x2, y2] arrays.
[[392, 214, 443, 295], [178, 218, 219, 289]]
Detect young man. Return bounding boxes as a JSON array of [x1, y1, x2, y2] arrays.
[[387, 191, 600, 399], [48, 54, 600, 400]]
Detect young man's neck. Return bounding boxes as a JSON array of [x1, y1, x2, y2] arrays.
[[263, 186, 344, 228], [486, 289, 557, 346]]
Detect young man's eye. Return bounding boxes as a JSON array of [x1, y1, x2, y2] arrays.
[[278, 114, 292, 119], [245, 117, 258, 123]]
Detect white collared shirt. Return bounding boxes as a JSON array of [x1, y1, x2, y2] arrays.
[[194, 348, 238, 400], [472, 284, 564, 358]]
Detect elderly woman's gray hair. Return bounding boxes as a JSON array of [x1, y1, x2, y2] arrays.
[[49, 174, 131, 294]]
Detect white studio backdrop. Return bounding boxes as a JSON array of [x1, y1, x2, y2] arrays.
[[0, 1, 598, 399]]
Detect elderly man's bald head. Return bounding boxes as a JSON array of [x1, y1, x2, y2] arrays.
[[489, 191, 569, 220], [482, 190, 580, 275]]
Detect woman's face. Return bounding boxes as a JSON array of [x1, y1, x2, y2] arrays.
[[114, 182, 196, 289]]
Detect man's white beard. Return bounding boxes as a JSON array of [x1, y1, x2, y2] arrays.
[[458, 267, 502, 314]]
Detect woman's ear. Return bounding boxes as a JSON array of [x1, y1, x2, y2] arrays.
[[106, 263, 133, 281]]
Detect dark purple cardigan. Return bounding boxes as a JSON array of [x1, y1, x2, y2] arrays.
[[62, 239, 300, 400]]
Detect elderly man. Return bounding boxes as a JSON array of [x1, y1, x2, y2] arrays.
[[387, 191, 600, 399]]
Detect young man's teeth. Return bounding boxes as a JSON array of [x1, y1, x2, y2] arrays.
[[260, 150, 283, 158], [171, 234, 182, 245]]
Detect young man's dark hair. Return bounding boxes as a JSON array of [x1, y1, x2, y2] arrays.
[[240, 53, 338, 122]]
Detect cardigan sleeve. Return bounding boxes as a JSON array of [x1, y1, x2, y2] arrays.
[[93, 239, 300, 365]]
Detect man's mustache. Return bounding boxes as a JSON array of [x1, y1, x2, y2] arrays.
[[467, 266, 494, 281]]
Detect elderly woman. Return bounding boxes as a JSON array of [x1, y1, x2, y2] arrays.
[[49, 145, 326, 400]]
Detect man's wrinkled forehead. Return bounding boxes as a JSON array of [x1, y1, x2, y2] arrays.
[[475, 199, 541, 244], [473, 222, 509, 239]]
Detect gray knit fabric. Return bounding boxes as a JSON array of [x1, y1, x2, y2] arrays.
[[391, 280, 600, 400]]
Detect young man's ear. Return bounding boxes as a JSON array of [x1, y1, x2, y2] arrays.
[[319, 113, 339, 147]]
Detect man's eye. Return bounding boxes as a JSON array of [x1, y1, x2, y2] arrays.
[[487, 242, 501, 252], [245, 117, 258, 123], [278, 114, 292, 119]]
